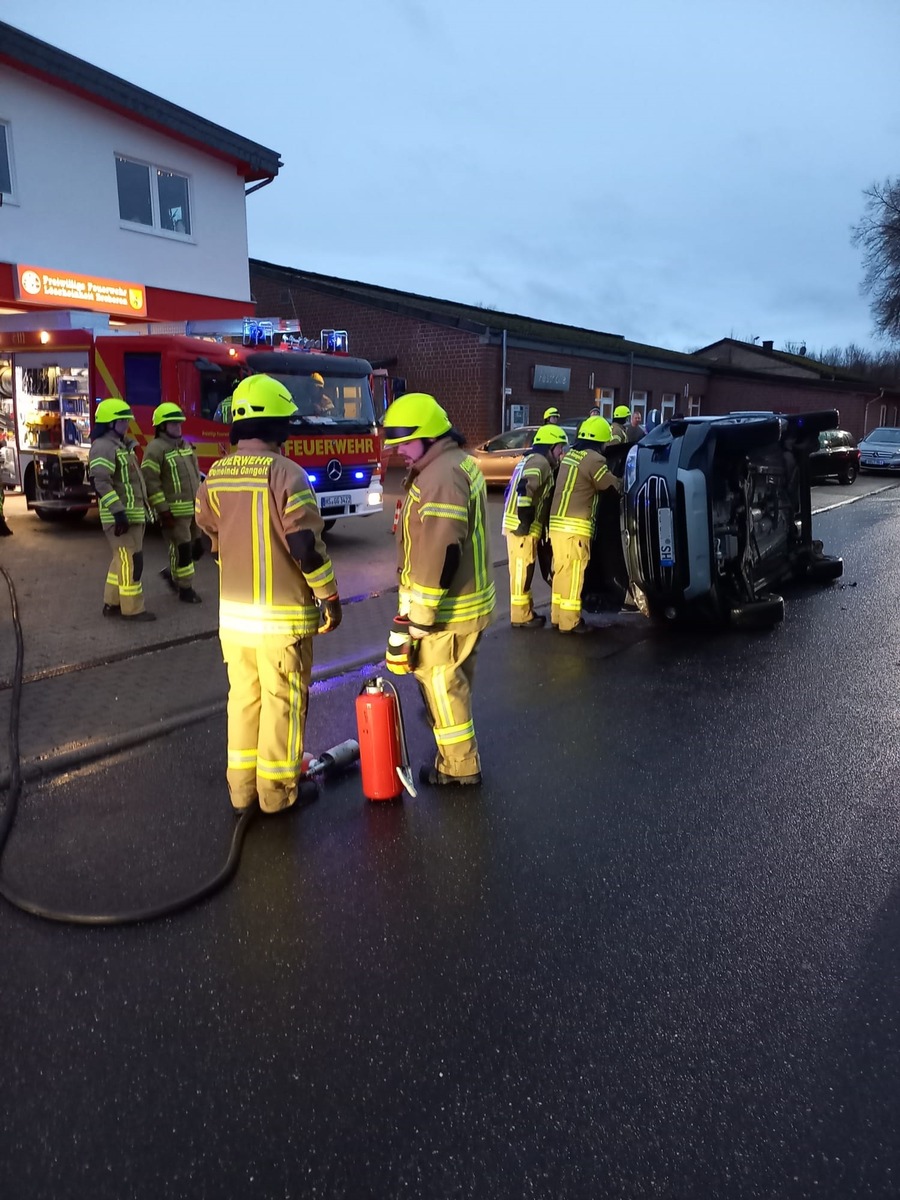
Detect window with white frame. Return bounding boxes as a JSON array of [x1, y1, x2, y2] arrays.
[[661, 392, 677, 420], [596, 387, 615, 419], [689, 395, 702, 416], [0, 121, 14, 197], [632, 390, 649, 421], [116, 156, 192, 235]]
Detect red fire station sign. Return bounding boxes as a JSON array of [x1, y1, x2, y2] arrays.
[[14, 264, 148, 318]]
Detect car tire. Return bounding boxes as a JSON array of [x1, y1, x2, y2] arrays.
[[728, 592, 784, 631], [322, 519, 336, 533], [34, 506, 87, 523], [838, 463, 858, 485], [803, 554, 843, 585]]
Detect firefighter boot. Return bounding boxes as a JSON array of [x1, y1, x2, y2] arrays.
[[178, 587, 202, 604], [0, 516, 12, 537]]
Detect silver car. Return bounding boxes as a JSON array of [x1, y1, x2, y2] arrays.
[[469, 422, 579, 486], [859, 426, 900, 472]]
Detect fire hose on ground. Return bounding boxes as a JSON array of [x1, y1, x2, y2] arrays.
[[0, 564, 359, 927]]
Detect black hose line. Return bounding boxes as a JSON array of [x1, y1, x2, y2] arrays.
[[0, 564, 257, 926]]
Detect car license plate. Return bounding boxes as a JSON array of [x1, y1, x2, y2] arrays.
[[658, 508, 675, 567], [320, 493, 350, 510]]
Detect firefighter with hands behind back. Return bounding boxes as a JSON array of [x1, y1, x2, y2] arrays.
[[195, 374, 342, 815], [501, 423, 569, 629], [88, 398, 155, 622], [382, 392, 495, 788], [548, 415, 621, 634], [142, 402, 203, 604]]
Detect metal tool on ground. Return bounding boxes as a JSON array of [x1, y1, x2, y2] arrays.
[[355, 676, 417, 801]]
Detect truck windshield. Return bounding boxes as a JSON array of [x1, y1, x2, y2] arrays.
[[268, 372, 376, 428], [200, 365, 244, 422]]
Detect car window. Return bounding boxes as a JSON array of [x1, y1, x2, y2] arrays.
[[817, 432, 832, 448], [864, 427, 900, 444], [487, 429, 531, 451], [838, 432, 856, 447]]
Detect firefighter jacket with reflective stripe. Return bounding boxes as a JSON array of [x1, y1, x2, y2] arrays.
[[398, 439, 495, 631], [548, 446, 619, 538], [141, 432, 201, 518], [501, 450, 554, 538], [88, 432, 149, 527], [608, 423, 629, 445], [195, 440, 336, 645]]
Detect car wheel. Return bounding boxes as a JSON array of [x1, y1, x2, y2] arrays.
[[803, 554, 843, 585], [728, 592, 784, 631], [322, 519, 336, 533], [838, 463, 858, 485]]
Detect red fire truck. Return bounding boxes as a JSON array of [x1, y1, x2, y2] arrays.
[[0, 316, 384, 526]]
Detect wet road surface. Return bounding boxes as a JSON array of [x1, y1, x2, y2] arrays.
[[1, 489, 899, 1198]]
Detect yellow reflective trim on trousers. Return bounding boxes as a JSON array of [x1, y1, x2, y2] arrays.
[[431, 664, 454, 731], [258, 761, 300, 780], [434, 721, 475, 746], [228, 750, 257, 770], [287, 671, 302, 769]]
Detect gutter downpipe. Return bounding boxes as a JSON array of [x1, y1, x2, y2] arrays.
[[863, 387, 884, 437], [245, 175, 275, 198], [500, 329, 508, 430], [626, 350, 634, 410]]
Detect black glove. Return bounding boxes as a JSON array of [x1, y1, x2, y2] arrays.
[[158, 509, 176, 530], [386, 615, 418, 675], [318, 595, 342, 634], [513, 504, 534, 537], [113, 511, 129, 537]]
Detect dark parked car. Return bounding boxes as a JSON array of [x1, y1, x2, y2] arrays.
[[809, 429, 860, 485]]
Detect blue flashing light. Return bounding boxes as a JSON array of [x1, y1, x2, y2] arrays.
[[308, 473, 318, 484], [353, 470, 365, 480]]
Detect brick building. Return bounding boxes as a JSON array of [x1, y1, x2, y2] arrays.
[[250, 260, 899, 445]]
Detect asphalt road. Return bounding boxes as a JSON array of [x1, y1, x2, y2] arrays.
[[1, 486, 899, 1198]]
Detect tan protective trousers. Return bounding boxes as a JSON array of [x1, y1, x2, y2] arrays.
[[221, 637, 313, 813], [506, 534, 538, 624], [164, 516, 198, 590], [103, 523, 146, 615], [413, 630, 482, 777], [549, 532, 591, 631]]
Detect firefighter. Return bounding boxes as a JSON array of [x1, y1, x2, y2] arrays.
[[548, 415, 621, 633], [142, 402, 203, 604], [382, 392, 494, 787], [311, 372, 336, 416], [609, 405, 632, 445], [0, 489, 11, 537], [543, 406, 561, 425], [195, 374, 342, 815], [501, 424, 568, 628], [88, 398, 154, 621]]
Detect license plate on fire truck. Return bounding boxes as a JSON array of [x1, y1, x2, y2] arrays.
[[320, 493, 350, 510], [658, 508, 675, 567]]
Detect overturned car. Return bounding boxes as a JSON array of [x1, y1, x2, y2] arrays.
[[581, 410, 843, 630]]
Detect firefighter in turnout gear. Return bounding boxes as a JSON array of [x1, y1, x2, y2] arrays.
[[608, 405, 631, 446], [383, 392, 495, 787], [548, 415, 621, 633], [142, 402, 203, 604], [543, 406, 561, 424], [195, 374, 342, 814], [89, 399, 154, 621], [501, 424, 568, 628]]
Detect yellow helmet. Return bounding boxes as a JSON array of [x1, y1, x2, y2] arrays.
[[543, 406, 561, 420], [94, 398, 134, 424], [231, 374, 297, 423], [152, 401, 186, 426], [613, 405, 631, 419], [577, 415, 612, 443], [532, 424, 568, 446], [382, 392, 452, 445], [311, 372, 325, 387]]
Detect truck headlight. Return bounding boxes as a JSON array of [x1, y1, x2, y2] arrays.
[[624, 445, 639, 492]]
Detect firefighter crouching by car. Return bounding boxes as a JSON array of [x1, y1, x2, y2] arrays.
[[501, 423, 568, 629], [141, 402, 203, 604], [548, 415, 621, 633], [195, 374, 342, 815], [88, 398, 154, 621], [383, 392, 495, 787]]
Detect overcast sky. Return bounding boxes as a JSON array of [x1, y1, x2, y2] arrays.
[[5, 0, 899, 354]]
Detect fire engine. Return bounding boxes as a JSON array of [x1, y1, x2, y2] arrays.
[[0, 314, 384, 527]]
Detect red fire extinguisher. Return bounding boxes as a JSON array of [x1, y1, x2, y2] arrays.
[[355, 676, 416, 801]]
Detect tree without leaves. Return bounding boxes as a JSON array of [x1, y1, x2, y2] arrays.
[[852, 178, 900, 343]]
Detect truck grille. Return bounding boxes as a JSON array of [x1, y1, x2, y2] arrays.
[[312, 464, 375, 492]]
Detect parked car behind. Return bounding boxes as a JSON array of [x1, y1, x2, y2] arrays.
[[809, 429, 860, 485], [470, 421, 580, 485], [859, 426, 900, 473]]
